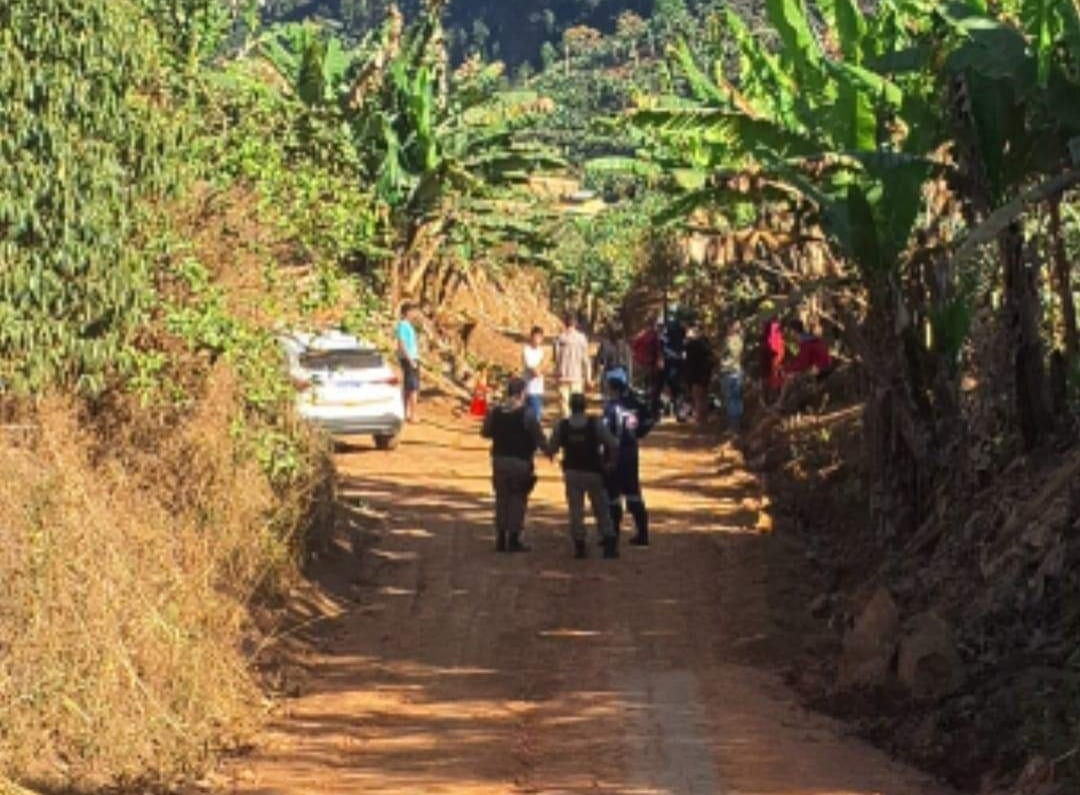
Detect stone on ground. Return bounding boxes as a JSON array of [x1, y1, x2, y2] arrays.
[[840, 586, 900, 689]]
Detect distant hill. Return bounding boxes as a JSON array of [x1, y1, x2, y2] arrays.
[[261, 0, 687, 68]]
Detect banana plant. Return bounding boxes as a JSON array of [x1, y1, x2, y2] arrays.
[[260, 22, 354, 106], [1009, 0, 1080, 86], [629, 0, 946, 295], [623, 0, 967, 531], [938, 0, 1080, 444], [256, 5, 564, 304], [342, 4, 564, 303]]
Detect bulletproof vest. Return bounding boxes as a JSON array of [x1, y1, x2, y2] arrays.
[[559, 417, 604, 473], [607, 394, 654, 443], [491, 406, 536, 461]]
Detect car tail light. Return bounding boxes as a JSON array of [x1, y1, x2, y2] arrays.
[[377, 375, 401, 387], [291, 376, 313, 392]]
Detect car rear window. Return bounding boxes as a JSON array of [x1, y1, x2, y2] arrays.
[[299, 350, 383, 371]]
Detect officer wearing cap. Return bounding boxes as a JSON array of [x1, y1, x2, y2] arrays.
[[603, 367, 655, 546], [481, 375, 551, 552]]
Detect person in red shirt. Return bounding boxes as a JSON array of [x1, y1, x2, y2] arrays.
[[760, 315, 785, 404], [784, 318, 832, 376], [631, 320, 662, 410]]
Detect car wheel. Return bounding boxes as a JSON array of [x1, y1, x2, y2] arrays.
[[374, 434, 399, 451]]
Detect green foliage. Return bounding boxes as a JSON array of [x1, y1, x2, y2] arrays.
[[1013, 0, 1080, 85], [0, 0, 385, 471], [0, 0, 176, 394], [197, 58, 389, 266], [261, 21, 354, 105], [943, 3, 1080, 206], [162, 257, 306, 485], [623, 0, 1080, 450], [262, 0, 662, 68], [141, 0, 235, 74], [254, 9, 563, 279], [548, 198, 663, 319], [628, 0, 946, 283]]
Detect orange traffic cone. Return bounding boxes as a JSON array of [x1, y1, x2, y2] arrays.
[[468, 371, 489, 418]]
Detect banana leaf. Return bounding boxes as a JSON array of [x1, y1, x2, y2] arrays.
[[629, 108, 822, 160], [866, 44, 934, 73], [823, 60, 905, 109], [666, 39, 729, 106], [1021, 0, 1054, 86]]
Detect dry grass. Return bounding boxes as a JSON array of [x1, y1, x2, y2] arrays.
[[0, 371, 330, 791]]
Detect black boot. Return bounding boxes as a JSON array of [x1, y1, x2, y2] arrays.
[[508, 535, 531, 553], [610, 501, 623, 536], [496, 532, 507, 552], [628, 502, 649, 546], [602, 536, 619, 559], [602, 501, 623, 546], [574, 539, 587, 559]]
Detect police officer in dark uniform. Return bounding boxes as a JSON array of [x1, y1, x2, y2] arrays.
[[549, 393, 620, 559], [603, 368, 655, 547], [481, 376, 550, 552]]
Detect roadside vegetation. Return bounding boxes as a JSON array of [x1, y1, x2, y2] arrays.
[[1, 0, 1078, 792], [581, 0, 1080, 788], [0, 0, 567, 788]]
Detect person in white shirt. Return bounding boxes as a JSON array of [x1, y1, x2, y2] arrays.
[[522, 326, 547, 419]]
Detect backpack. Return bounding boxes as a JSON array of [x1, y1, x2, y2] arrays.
[[609, 392, 655, 441], [631, 393, 657, 439], [557, 416, 605, 472]]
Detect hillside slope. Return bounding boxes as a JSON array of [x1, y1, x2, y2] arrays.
[[262, 0, 678, 66]]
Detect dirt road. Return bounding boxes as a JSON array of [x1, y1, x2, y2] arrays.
[[229, 400, 953, 795]]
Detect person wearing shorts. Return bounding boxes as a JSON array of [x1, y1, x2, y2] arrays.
[[395, 303, 421, 422]]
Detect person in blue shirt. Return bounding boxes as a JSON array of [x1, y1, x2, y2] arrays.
[[394, 302, 420, 423], [603, 368, 655, 547]]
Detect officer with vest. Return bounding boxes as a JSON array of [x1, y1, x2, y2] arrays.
[[481, 376, 551, 553], [603, 368, 654, 547], [549, 393, 620, 559]]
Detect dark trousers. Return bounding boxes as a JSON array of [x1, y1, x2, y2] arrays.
[[492, 457, 535, 542], [607, 468, 648, 539]]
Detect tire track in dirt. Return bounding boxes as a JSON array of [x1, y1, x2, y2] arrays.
[[221, 399, 955, 795]]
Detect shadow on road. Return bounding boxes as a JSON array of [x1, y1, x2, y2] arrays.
[[229, 408, 949, 795]]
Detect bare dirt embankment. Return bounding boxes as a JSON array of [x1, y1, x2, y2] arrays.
[[212, 390, 955, 794], [742, 395, 1080, 795]]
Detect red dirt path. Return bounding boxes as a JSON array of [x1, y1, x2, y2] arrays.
[[224, 399, 955, 795]]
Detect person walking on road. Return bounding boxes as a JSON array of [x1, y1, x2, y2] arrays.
[[481, 376, 550, 553], [631, 319, 662, 406], [554, 314, 592, 419], [603, 368, 655, 547], [783, 318, 833, 377], [719, 318, 745, 433], [659, 312, 688, 419], [595, 325, 624, 389], [522, 325, 547, 420], [684, 322, 715, 425], [760, 313, 785, 406], [394, 302, 421, 423], [549, 392, 620, 559]]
